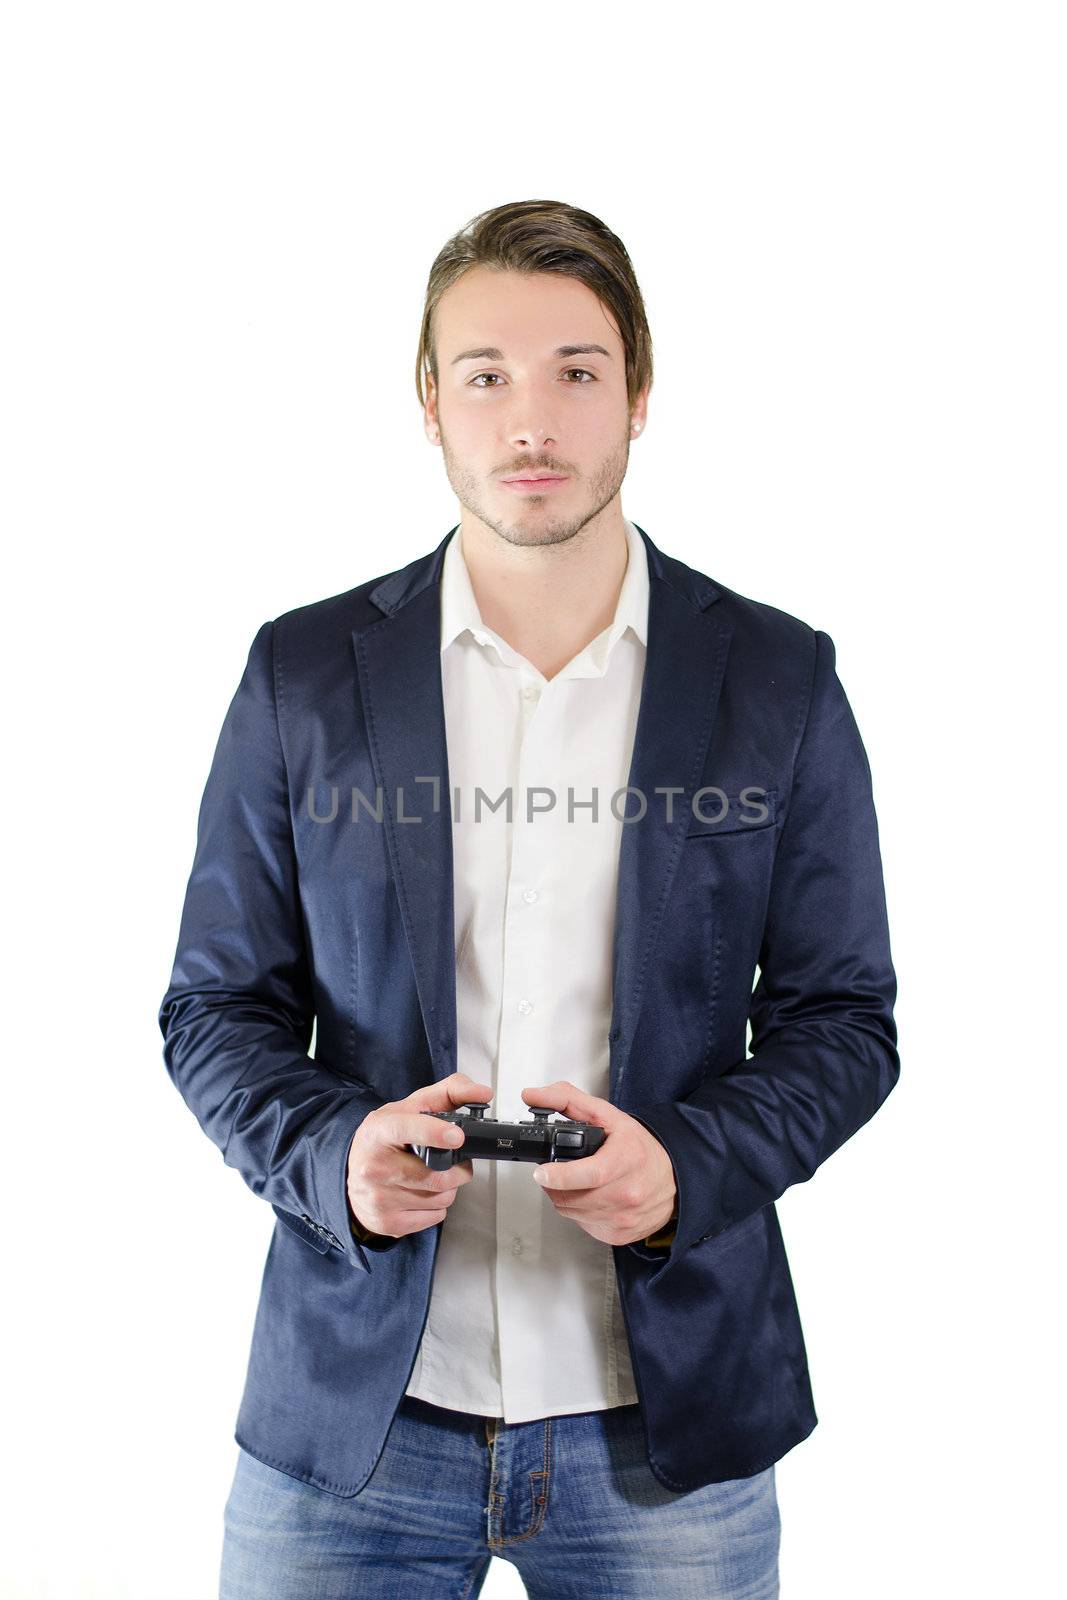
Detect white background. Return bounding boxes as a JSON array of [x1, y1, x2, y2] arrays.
[[2, 3, 1062, 1595]]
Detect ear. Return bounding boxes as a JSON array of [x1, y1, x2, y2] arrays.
[[630, 381, 650, 438], [424, 372, 440, 444]]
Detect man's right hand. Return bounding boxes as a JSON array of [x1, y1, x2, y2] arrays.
[[345, 1072, 493, 1240]]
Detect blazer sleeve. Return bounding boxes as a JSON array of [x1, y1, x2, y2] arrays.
[[623, 628, 899, 1286], [157, 619, 391, 1273]]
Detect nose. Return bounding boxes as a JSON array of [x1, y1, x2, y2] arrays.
[[508, 427, 557, 454]]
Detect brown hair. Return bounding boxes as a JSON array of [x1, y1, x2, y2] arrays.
[[415, 199, 653, 412]]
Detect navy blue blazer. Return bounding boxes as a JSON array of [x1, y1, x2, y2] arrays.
[[158, 522, 899, 1497]]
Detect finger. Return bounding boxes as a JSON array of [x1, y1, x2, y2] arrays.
[[521, 1081, 615, 1127], [531, 1171, 601, 1196], [390, 1180, 462, 1207], [377, 1111, 471, 1153], [534, 1152, 613, 1191], [391, 1148, 473, 1188], [395, 1083, 486, 1119], [442, 1077, 494, 1107]]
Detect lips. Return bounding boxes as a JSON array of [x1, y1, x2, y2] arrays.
[[501, 474, 568, 486]]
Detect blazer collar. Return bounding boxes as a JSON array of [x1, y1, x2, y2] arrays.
[[368, 520, 722, 621], [438, 516, 651, 660]]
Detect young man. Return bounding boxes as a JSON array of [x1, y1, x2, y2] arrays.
[[159, 199, 899, 1599]]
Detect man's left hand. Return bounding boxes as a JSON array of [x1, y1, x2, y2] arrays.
[[521, 1082, 677, 1246]]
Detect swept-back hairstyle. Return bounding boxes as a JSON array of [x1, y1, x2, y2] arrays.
[[415, 199, 653, 411]]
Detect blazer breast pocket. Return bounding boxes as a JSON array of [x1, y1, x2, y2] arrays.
[[684, 788, 778, 839]]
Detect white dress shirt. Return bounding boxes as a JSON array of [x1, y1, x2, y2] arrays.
[[404, 517, 650, 1422]]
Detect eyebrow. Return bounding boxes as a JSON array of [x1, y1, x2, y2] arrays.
[[450, 343, 614, 365]]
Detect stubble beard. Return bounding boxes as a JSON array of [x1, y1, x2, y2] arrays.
[[439, 427, 632, 550]]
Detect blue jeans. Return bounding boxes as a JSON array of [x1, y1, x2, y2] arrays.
[[220, 1393, 780, 1598]]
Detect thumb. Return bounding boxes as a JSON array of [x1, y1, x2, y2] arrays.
[[401, 1072, 493, 1115], [521, 1081, 618, 1129]]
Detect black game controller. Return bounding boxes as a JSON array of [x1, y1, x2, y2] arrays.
[[410, 1104, 606, 1172]]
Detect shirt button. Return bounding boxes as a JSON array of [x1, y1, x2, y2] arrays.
[[517, 998, 533, 1015], [523, 683, 540, 701], [522, 888, 538, 904]]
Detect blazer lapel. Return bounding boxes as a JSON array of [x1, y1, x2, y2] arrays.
[[607, 556, 732, 1103], [353, 533, 459, 1082], [351, 524, 732, 1101]]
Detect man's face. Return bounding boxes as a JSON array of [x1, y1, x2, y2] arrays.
[[425, 265, 648, 549]]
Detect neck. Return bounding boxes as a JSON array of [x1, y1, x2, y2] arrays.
[[457, 509, 630, 681]]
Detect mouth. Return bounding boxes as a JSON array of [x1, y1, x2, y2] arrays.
[[500, 475, 569, 492]]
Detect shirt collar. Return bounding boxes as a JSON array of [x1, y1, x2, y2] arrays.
[[439, 517, 650, 671]]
